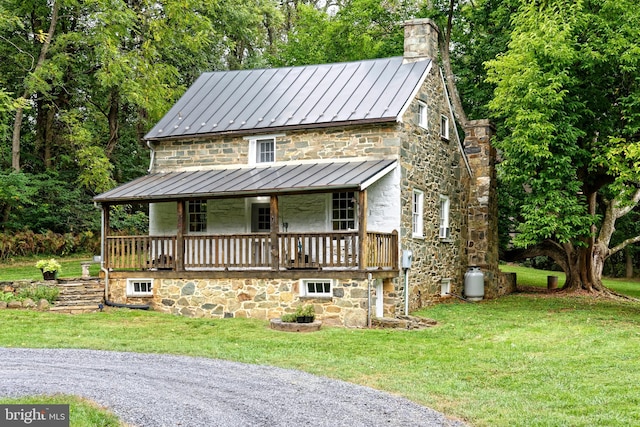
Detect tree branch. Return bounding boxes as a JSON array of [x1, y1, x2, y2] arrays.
[[439, 0, 469, 127], [614, 187, 640, 220], [608, 234, 640, 258]]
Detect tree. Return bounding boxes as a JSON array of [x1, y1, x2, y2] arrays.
[[485, 0, 640, 292]]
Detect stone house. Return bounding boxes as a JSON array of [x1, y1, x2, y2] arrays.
[[94, 18, 504, 327]]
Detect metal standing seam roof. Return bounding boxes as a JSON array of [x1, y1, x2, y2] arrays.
[[145, 57, 431, 140], [94, 159, 397, 203]]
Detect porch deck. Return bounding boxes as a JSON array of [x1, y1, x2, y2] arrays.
[[106, 231, 398, 273]]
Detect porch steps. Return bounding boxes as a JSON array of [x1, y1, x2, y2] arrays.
[[50, 280, 104, 314]]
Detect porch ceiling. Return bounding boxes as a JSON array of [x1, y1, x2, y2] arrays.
[[94, 159, 397, 203]]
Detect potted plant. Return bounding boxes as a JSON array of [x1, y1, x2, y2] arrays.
[[35, 258, 61, 280], [295, 305, 315, 323]]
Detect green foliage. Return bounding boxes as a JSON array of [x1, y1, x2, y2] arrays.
[[0, 291, 15, 303], [109, 205, 149, 235], [0, 230, 99, 261], [280, 313, 297, 322], [16, 284, 60, 303], [0, 171, 100, 233], [270, 0, 409, 67], [35, 257, 61, 273], [485, 0, 640, 249]]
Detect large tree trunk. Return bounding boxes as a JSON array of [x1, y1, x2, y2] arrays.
[[626, 247, 634, 279], [11, 0, 59, 172], [502, 240, 610, 293]]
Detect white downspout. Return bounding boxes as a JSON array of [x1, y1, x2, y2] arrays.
[[146, 140, 156, 173], [404, 268, 409, 316], [99, 203, 109, 301]]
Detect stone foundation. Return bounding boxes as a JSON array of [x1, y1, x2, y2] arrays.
[[108, 276, 389, 328]]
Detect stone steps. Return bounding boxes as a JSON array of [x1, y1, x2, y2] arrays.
[[52, 280, 104, 313]]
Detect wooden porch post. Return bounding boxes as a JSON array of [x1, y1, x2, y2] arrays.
[[176, 200, 185, 271], [102, 203, 110, 269], [358, 190, 368, 270], [270, 195, 279, 270]]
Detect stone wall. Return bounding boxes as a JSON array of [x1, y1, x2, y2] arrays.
[[395, 67, 471, 313], [108, 276, 384, 328], [152, 123, 401, 172], [464, 120, 500, 298]]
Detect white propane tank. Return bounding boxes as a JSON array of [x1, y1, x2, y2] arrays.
[[464, 266, 484, 301]]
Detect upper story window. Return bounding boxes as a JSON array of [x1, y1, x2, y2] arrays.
[[440, 115, 450, 140], [188, 200, 207, 233], [247, 135, 279, 165], [332, 191, 356, 230], [439, 195, 451, 240], [412, 189, 424, 238], [417, 101, 428, 129]]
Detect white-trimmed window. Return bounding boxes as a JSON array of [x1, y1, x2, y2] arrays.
[[441, 278, 451, 296], [417, 101, 428, 129], [412, 189, 424, 238], [439, 195, 451, 239], [300, 279, 333, 298], [332, 191, 356, 230], [127, 278, 153, 297], [188, 200, 207, 233], [248, 136, 276, 164], [440, 115, 449, 140]]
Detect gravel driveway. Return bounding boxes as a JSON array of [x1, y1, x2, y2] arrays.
[[0, 348, 466, 427]]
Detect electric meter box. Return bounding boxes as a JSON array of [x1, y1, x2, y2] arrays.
[[401, 250, 413, 269]]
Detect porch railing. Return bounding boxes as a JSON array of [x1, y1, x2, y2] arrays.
[[105, 231, 397, 271]]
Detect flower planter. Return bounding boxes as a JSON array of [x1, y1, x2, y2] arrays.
[[42, 270, 57, 281]]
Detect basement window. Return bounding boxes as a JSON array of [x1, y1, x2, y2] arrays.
[[300, 279, 333, 298], [127, 279, 153, 297]]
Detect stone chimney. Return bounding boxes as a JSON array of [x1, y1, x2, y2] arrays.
[[464, 120, 500, 297], [403, 18, 440, 63]]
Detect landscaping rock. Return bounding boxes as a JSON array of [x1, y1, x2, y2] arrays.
[[7, 301, 22, 309], [23, 298, 36, 309], [37, 299, 50, 311], [0, 301, 7, 309]]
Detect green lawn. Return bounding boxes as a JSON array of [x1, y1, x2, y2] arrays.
[[0, 255, 101, 281], [1, 294, 639, 426], [500, 264, 640, 298], [1, 261, 639, 426]]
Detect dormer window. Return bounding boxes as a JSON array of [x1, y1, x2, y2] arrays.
[[247, 135, 281, 165], [417, 101, 428, 129]]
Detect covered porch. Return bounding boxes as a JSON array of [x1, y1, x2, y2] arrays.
[[95, 159, 400, 276]]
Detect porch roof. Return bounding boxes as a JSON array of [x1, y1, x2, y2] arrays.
[[94, 159, 396, 203]]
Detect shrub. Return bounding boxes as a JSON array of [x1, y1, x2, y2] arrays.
[[281, 313, 297, 323], [16, 285, 59, 304]]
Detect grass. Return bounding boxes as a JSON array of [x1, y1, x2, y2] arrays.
[[0, 254, 101, 281], [1, 295, 640, 426], [1, 261, 639, 426], [500, 264, 640, 298], [0, 395, 126, 426]]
